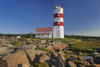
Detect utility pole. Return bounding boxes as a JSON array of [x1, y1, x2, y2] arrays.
[[31, 32, 33, 39]]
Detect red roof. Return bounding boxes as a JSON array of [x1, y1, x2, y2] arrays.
[[36, 33, 51, 34], [36, 27, 52, 31]]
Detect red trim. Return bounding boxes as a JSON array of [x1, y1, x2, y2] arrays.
[[54, 13, 63, 18], [36, 33, 51, 34], [53, 22, 64, 26]]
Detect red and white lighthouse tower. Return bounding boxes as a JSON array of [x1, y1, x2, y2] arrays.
[[53, 5, 64, 38]]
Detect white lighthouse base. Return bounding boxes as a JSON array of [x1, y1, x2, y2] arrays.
[[53, 26, 64, 38]]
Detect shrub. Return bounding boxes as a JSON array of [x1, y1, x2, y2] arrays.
[[11, 41, 22, 46], [64, 54, 71, 60], [34, 62, 49, 67], [74, 60, 85, 65], [26, 41, 34, 45], [77, 56, 84, 61]]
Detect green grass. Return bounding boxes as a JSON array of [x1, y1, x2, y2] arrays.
[[64, 54, 71, 60], [74, 60, 85, 65], [11, 41, 23, 46], [71, 41, 100, 53], [34, 62, 49, 67], [35, 48, 53, 53]]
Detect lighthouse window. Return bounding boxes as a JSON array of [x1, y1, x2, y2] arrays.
[[58, 9, 60, 12], [58, 18, 60, 21], [58, 22, 60, 24], [58, 13, 60, 16]]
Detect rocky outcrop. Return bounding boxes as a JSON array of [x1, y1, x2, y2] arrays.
[[51, 52, 58, 59], [0, 49, 48, 67], [53, 41, 69, 50], [55, 56, 65, 67], [54, 54, 66, 67], [2, 50, 31, 67], [78, 64, 85, 67], [66, 60, 77, 67], [39, 53, 50, 63]]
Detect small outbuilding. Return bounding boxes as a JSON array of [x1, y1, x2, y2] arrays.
[[35, 27, 52, 38]]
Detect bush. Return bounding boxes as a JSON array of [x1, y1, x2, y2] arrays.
[[26, 41, 34, 45], [34, 62, 49, 67], [74, 60, 85, 65], [64, 54, 71, 60], [11, 41, 22, 46], [77, 56, 84, 61]]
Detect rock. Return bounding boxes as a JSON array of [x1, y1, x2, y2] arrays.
[[39, 53, 50, 63], [18, 63, 31, 67], [79, 51, 83, 56], [50, 59, 56, 65], [84, 61, 91, 66], [94, 57, 100, 64], [52, 41, 69, 50], [58, 50, 65, 55], [90, 60, 94, 64], [55, 56, 65, 67], [68, 56, 78, 61], [37, 45, 45, 48], [58, 54, 66, 61], [2, 50, 30, 67], [0, 47, 7, 53], [52, 65, 55, 67], [78, 64, 85, 67], [1, 49, 36, 67], [46, 46, 54, 51], [46, 53, 51, 58], [41, 40, 46, 43], [51, 52, 58, 59], [87, 59, 94, 65], [67, 60, 77, 67], [0, 60, 7, 67]]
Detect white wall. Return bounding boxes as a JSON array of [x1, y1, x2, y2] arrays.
[[53, 26, 64, 38], [35, 34, 52, 38]]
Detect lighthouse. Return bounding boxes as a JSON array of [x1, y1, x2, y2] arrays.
[[53, 5, 64, 38]]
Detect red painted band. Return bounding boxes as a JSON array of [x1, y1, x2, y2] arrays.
[[54, 13, 63, 18], [53, 22, 64, 26]]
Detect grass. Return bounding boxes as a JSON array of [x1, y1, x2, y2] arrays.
[[34, 62, 49, 67], [71, 41, 100, 53], [35, 48, 53, 53], [64, 54, 71, 60], [74, 60, 85, 65], [11, 41, 23, 46]]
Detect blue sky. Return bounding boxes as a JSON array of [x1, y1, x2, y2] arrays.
[[0, 0, 100, 36]]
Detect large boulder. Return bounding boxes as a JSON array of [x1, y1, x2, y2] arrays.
[[39, 53, 50, 63], [41, 40, 46, 43], [18, 63, 31, 67], [0, 60, 7, 67], [51, 52, 58, 59], [66, 60, 77, 67], [78, 64, 85, 67], [58, 54, 66, 61], [1, 49, 36, 67], [53, 41, 69, 50], [55, 56, 65, 67]]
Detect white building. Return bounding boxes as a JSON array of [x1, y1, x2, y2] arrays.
[[53, 5, 64, 38], [35, 27, 52, 38]]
